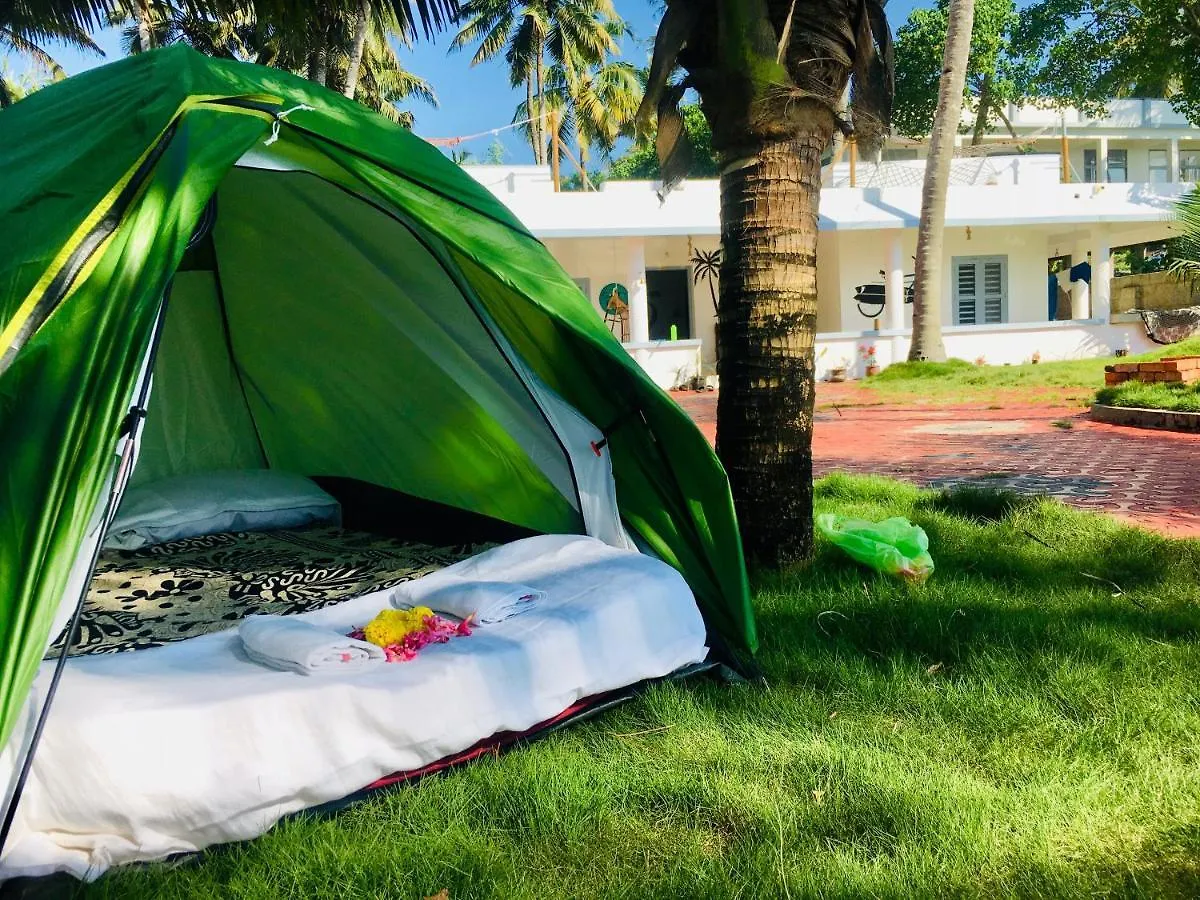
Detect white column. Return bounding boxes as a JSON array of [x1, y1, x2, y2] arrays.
[[626, 238, 650, 358], [1071, 241, 1090, 319], [1092, 231, 1112, 321], [885, 234, 907, 366], [1098, 136, 1109, 182], [1171, 137, 1181, 183]]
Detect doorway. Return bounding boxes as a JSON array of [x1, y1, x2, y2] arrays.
[[646, 268, 692, 340]]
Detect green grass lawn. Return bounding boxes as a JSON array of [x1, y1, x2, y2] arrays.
[[852, 337, 1200, 407], [1096, 380, 1200, 412], [77, 475, 1200, 900]]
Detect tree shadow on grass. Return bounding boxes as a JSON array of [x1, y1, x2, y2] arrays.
[[913, 485, 1039, 523]]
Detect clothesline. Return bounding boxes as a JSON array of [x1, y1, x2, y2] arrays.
[[422, 114, 539, 147]]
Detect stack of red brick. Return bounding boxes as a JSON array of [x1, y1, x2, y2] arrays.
[[1104, 356, 1200, 386]]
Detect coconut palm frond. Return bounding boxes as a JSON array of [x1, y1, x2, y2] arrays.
[[0, 73, 16, 107], [1170, 186, 1200, 286]]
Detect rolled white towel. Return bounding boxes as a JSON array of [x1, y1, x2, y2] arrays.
[[239, 615, 385, 675], [392, 575, 545, 625]]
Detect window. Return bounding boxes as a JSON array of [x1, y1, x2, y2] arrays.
[[953, 256, 1007, 325], [1182, 152, 1200, 182], [1107, 148, 1128, 182], [1084, 149, 1098, 182], [1149, 149, 1170, 183]]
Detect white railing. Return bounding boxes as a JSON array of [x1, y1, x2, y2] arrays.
[[998, 99, 1193, 130], [823, 154, 1061, 189]]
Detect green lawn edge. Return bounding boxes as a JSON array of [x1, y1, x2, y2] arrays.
[[856, 337, 1200, 407]]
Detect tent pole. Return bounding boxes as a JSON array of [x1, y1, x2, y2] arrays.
[[0, 194, 218, 852], [0, 288, 174, 857]]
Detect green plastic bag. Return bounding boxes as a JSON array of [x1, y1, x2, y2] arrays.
[[816, 513, 935, 582]]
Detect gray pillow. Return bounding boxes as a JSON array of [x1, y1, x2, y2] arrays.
[[104, 470, 341, 550]]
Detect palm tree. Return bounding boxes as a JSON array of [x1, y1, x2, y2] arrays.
[[342, 23, 436, 124], [111, 0, 258, 56], [343, 0, 370, 97], [113, 0, 436, 124], [6, 0, 455, 103], [451, 0, 619, 164], [638, 0, 893, 566], [8, 0, 459, 41], [567, 58, 640, 167], [517, 57, 639, 187], [1169, 187, 1200, 289], [908, 0, 975, 362], [1, 0, 101, 107]]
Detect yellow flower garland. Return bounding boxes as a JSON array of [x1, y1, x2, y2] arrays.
[[362, 607, 435, 648]]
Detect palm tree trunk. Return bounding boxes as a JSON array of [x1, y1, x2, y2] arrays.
[[343, 0, 371, 99], [971, 72, 992, 146], [136, 0, 153, 51], [313, 19, 330, 87], [549, 109, 562, 190], [908, 0, 975, 362], [715, 129, 827, 567], [314, 49, 328, 87], [526, 76, 540, 162], [578, 139, 589, 189], [534, 53, 546, 165]]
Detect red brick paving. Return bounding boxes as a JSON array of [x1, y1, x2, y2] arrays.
[[672, 386, 1200, 538]]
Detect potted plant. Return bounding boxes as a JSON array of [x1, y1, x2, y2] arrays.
[[829, 357, 849, 382], [859, 343, 880, 377], [1031, 350, 1041, 364]]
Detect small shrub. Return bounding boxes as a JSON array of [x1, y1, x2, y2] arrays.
[[869, 359, 975, 382]]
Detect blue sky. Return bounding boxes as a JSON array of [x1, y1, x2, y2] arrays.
[[33, 0, 927, 163]]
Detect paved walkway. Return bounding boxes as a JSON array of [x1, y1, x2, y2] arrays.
[[672, 386, 1200, 538]]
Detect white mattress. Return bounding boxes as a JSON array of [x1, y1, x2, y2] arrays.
[[0, 535, 708, 881]]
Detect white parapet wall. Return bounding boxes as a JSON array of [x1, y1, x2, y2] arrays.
[[622, 339, 704, 390], [814, 318, 1157, 381], [621, 321, 1155, 387]]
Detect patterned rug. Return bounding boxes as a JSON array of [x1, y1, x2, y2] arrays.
[[48, 527, 493, 659]]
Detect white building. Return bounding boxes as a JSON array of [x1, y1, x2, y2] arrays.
[[463, 100, 1199, 390]]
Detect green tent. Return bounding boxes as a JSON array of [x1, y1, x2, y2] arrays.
[[0, 47, 755, 755]]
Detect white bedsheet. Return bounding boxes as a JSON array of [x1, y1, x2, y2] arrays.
[[0, 535, 708, 882]]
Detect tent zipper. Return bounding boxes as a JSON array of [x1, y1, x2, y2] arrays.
[[0, 122, 179, 377]]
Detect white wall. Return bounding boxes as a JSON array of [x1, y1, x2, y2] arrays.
[[543, 237, 627, 320], [543, 235, 721, 366], [816, 231, 843, 333], [831, 231, 916, 332], [814, 319, 1155, 381], [624, 340, 703, 390], [674, 236, 721, 368], [464, 165, 555, 195], [824, 225, 1053, 332]]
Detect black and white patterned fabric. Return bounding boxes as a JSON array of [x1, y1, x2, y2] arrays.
[[47, 527, 493, 659]]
